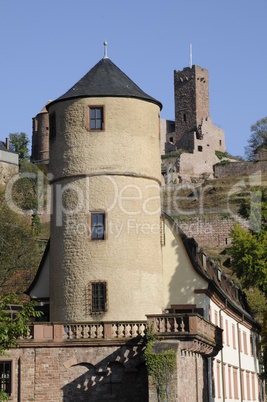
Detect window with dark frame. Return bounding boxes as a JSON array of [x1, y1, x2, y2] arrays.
[[92, 282, 107, 313], [90, 107, 104, 130], [49, 112, 56, 139], [0, 361, 11, 396], [91, 212, 105, 240]]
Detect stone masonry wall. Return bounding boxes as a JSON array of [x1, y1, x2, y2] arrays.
[[174, 65, 209, 146], [177, 350, 208, 402], [176, 216, 249, 248], [0, 161, 18, 186], [4, 342, 147, 402], [4, 340, 209, 402], [214, 160, 267, 178]]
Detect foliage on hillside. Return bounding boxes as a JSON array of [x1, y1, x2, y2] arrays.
[[9, 159, 49, 212], [229, 186, 267, 378], [0, 186, 45, 300], [245, 116, 267, 161]]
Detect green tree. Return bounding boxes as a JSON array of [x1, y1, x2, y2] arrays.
[[9, 132, 30, 164], [0, 295, 41, 355], [0, 186, 44, 298], [230, 223, 267, 294], [0, 295, 42, 401], [10, 160, 48, 212], [230, 187, 267, 378], [245, 117, 267, 160]]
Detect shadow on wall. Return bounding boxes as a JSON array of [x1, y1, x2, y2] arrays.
[[61, 340, 148, 402]]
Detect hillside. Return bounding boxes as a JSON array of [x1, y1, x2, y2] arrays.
[[161, 171, 267, 216]]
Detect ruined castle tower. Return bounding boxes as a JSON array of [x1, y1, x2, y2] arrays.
[[31, 101, 51, 163], [174, 65, 209, 148], [47, 50, 164, 322]]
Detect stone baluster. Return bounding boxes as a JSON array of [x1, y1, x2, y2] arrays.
[[174, 317, 179, 332], [167, 317, 171, 332], [125, 324, 131, 338], [112, 323, 118, 338], [98, 324, 103, 338], [159, 317, 165, 333], [180, 317, 185, 332], [118, 324, 124, 338], [91, 325, 96, 338]]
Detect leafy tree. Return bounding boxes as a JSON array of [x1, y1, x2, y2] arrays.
[[230, 223, 267, 295], [0, 186, 44, 298], [230, 187, 267, 378], [9, 132, 30, 164], [245, 117, 267, 160], [9, 160, 48, 212], [0, 295, 42, 400], [0, 295, 43, 402], [0, 295, 41, 355]]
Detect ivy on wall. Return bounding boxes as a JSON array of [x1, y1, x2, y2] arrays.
[[144, 325, 176, 402]]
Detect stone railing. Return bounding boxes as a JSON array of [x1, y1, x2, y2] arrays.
[[147, 314, 222, 356], [21, 321, 147, 342], [20, 314, 222, 356]]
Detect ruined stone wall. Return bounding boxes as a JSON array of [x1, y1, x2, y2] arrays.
[[0, 161, 18, 186], [176, 215, 249, 249], [214, 160, 267, 178]]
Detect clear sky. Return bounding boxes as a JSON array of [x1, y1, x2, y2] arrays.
[[0, 0, 266, 158]]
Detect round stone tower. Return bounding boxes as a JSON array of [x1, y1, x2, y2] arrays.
[[48, 53, 163, 322], [31, 101, 51, 163]]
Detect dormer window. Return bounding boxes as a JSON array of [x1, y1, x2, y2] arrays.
[[89, 106, 104, 130]]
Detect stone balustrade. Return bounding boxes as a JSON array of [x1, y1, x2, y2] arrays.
[[20, 314, 222, 356]]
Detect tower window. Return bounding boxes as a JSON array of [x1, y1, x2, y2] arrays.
[[90, 282, 107, 313], [34, 145, 38, 160], [0, 361, 12, 396], [183, 113, 187, 122], [89, 212, 106, 240], [89, 107, 104, 130], [198, 146, 203, 152], [219, 140, 222, 146], [49, 112, 56, 139]]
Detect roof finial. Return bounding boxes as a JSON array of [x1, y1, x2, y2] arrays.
[[103, 39, 108, 59]]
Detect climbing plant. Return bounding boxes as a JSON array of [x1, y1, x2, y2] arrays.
[[144, 325, 176, 402], [0, 390, 9, 402]]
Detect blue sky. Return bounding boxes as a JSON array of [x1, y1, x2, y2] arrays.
[[0, 0, 266, 157]]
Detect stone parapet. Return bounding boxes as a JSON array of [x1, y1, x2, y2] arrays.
[[20, 314, 222, 357], [147, 313, 222, 357]]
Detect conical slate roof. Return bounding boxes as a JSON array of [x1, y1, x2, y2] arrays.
[[49, 58, 162, 109]]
